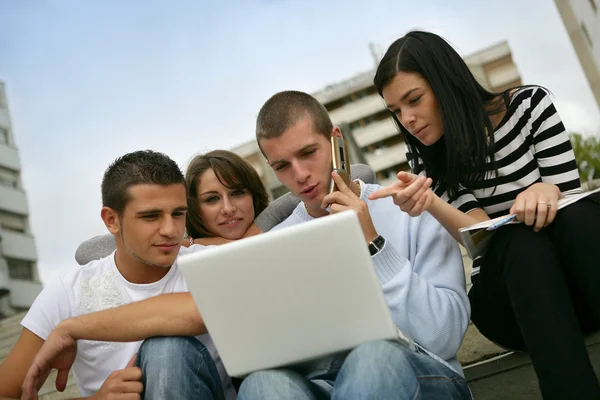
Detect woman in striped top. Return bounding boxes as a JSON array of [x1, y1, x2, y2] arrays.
[[370, 30, 600, 399]]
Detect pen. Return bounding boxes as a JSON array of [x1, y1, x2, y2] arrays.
[[486, 214, 517, 231]]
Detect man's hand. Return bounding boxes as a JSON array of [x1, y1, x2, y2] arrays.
[[88, 354, 142, 400], [509, 182, 561, 232], [322, 172, 378, 243], [368, 171, 434, 217], [21, 324, 78, 400]]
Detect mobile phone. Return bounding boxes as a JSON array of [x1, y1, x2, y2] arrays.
[[330, 136, 351, 193]]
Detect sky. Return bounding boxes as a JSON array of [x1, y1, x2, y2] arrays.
[[1, 0, 599, 284]]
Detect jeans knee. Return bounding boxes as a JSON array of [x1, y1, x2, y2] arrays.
[[138, 336, 199, 366], [334, 341, 421, 400], [343, 340, 415, 377], [138, 337, 224, 400], [137, 336, 213, 377], [238, 370, 307, 399]]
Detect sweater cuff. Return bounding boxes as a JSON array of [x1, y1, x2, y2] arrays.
[[372, 241, 407, 284]]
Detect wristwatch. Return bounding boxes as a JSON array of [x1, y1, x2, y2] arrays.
[[368, 235, 386, 256]]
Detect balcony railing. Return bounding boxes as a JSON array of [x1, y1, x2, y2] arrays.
[[0, 229, 37, 262], [0, 185, 29, 215], [365, 143, 407, 173], [352, 119, 398, 148], [0, 142, 21, 171], [328, 95, 387, 126]]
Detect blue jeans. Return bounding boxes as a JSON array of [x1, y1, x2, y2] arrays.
[[136, 336, 225, 400], [238, 340, 471, 400]]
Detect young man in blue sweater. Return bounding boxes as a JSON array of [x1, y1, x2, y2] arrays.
[[237, 90, 471, 399]]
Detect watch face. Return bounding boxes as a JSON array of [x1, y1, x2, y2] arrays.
[[373, 235, 385, 248], [369, 235, 385, 256]]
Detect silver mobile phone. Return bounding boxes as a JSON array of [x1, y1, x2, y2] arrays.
[[330, 136, 351, 193]]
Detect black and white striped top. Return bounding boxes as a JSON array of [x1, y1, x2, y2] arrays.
[[410, 87, 582, 219]]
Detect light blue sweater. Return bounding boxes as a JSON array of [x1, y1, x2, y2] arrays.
[[273, 180, 470, 374]]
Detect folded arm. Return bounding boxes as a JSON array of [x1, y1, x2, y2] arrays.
[[62, 292, 205, 342]]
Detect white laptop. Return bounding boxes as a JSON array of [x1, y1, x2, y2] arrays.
[[178, 210, 414, 378]]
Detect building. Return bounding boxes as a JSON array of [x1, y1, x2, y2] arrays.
[[0, 81, 42, 315], [555, 0, 600, 108], [232, 40, 522, 198]]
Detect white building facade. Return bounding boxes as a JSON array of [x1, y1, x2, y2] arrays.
[[0, 81, 42, 314], [555, 0, 600, 108]]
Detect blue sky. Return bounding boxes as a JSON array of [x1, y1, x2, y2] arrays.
[[1, 0, 598, 283]]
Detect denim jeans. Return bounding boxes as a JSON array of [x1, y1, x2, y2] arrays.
[[136, 336, 225, 400], [238, 340, 471, 400]]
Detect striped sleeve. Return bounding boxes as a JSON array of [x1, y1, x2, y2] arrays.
[[407, 151, 482, 214], [447, 187, 482, 214], [529, 88, 582, 195], [406, 150, 424, 175]]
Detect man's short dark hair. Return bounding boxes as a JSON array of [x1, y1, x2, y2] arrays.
[[255, 90, 333, 158], [101, 150, 185, 215]]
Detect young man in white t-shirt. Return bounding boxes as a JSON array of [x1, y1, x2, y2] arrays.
[[0, 150, 234, 400]]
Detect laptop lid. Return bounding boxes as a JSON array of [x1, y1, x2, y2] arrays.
[[178, 211, 399, 377]]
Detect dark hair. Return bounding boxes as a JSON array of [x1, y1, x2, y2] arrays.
[[374, 30, 522, 198], [256, 90, 333, 158], [101, 150, 185, 215], [185, 150, 269, 238]]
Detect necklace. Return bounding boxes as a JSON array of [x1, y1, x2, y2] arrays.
[[304, 203, 316, 218]]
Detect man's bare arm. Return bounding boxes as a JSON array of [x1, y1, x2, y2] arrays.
[[0, 328, 45, 398], [62, 292, 205, 342], [20, 292, 205, 399]]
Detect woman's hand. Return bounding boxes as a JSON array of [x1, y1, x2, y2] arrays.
[[369, 171, 435, 217], [509, 183, 561, 232]]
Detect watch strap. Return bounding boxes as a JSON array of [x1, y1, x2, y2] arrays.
[[369, 235, 385, 256]]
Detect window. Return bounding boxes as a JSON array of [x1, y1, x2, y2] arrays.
[[0, 175, 18, 188], [6, 258, 34, 280], [0, 167, 18, 188], [582, 22, 593, 47], [0, 210, 26, 232], [0, 126, 8, 144]]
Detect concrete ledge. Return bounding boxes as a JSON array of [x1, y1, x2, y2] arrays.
[[464, 331, 600, 399], [458, 323, 507, 366]]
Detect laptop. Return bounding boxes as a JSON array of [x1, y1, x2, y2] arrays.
[[178, 210, 414, 378]]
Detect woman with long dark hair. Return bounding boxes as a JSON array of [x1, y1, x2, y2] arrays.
[[370, 30, 600, 399]]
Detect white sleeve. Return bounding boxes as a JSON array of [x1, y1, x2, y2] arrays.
[[20, 276, 73, 340]]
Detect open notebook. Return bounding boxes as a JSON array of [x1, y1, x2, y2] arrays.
[[460, 187, 600, 260]]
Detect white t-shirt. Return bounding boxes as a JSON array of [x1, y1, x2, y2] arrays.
[[21, 244, 236, 399]]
